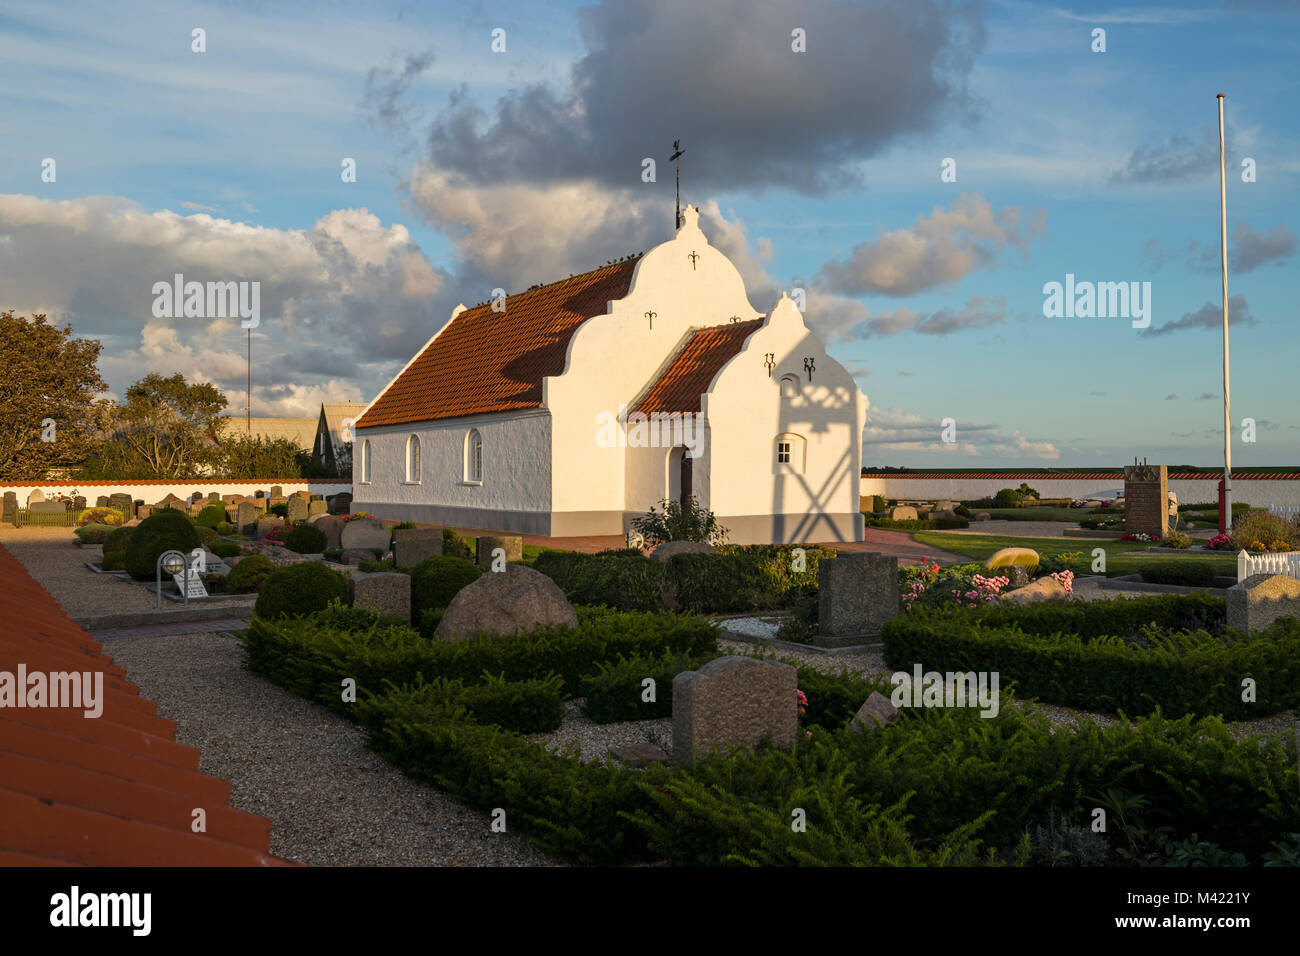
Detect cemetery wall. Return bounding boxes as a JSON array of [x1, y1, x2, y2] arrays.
[[859, 474, 1300, 508], [0, 479, 349, 503]]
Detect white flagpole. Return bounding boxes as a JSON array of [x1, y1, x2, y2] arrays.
[[1218, 93, 1232, 531]]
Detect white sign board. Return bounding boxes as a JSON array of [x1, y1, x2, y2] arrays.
[[172, 570, 208, 599]]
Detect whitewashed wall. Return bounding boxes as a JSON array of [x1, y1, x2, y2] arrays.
[[352, 409, 552, 531], [859, 475, 1300, 509], [1, 480, 349, 504]]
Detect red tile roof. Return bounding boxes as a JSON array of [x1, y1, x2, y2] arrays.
[[0, 545, 293, 866], [860, 470, 1300, 479], [632, 319, 764, 416], [357, 257, 642, 429]]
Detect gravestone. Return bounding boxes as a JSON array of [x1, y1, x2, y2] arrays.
[[191, 491, 205, 503], [311, 515, 345, 550], [236, 502, 260, 536], [1227, 574, 1300, 635], [671, 657, 798, 766], [268, 495, 288, 512], [816, 552, 899, 648], [221, 494, 239, 504], [308, 499, 327, 517], [341, 548, 377, 566], [328, 492, 352, 515], [96, 496, 109, 508], [108, 493, 132, 517], [157, 493, 187, 511], [1123, 459, 1168, 538], [2, 492, 16, 523], [435, 564, 577, 642], [72, 495, 86, 511], [340, 517, 390, 554], [29, 501, 66, 514], [889, 505, 918, 521], [26, 489, 45, 507], [256, 516, 285, 540], [292, 490, 312, 501], [850, 692, 900, 734], [136, 504, 153, 520], [208, 492, 220, 500], [250, 498, 267, 512], [393, 528, 443, 567], [132, 499, 146, 518], [270, 486, 283, 497], [287, 497, 308, 524], [349, 572, 411, 624], [936, 500, 959, 512], [475, 534, 523, 568]]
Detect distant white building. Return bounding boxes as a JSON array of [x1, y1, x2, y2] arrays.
[[352, 205, 867, 544]]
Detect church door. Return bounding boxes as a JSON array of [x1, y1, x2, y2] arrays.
[[679, 448, 692, 511]]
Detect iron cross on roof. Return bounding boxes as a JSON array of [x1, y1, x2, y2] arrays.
[[669, 139, 684, 230]]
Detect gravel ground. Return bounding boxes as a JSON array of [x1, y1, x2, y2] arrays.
[[530, 699, 673, 765], [103, 630, 561, 867]]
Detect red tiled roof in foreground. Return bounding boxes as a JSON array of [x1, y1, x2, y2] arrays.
[[358, 257, 642, 429], [0, 546, 293, 866], [861, 470, 1300, 480], [632, 319, 764, 416]]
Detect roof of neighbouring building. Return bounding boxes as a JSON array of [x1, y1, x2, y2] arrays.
[[859, 470, 1300, 479], [631, 319, 765, 416], [214, 417, 318, 451], [319, 403, 369, 456], [0, 545, 294, 866], [356, 257, 642, 429]]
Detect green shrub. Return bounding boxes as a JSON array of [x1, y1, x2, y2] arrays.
[[215, 521, 234, 535], [954, 504, 972, 518], [225, 553, 275, 593], [283, 522, 327, 554], [323, 548, 343, 561], [442, 528, 472, 560], [1159, 531, 1192, 549], [77, 507, 124, 528], [410, 555, 482, 618], [100, 550, 124, 571], [863, 517, 970, 531], [1229, 509, 1299, 553], [269, 503, 288, 518], [195, 504, 228, 528], [671, 545, 831, 613], [255, 562, 348, 620], [631, 495, 729, 548], [196, 525, 220, 546], [869, 494, 887, 513], [993, 488, 1024, 507], [581, 650, 718, 722], [210, 541, 241, 559], [103, 525, 134, 555], [533, 550, 664, 611], [123, 510, 201, 580], [74, 523, 117, 545], [882, 597, 1300, 719], [1139, 561, 1216, 587]]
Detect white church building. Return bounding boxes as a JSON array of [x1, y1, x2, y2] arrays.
[[351, 205, 868, 545]]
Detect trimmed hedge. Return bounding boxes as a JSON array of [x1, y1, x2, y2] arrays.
[[365, 675, 565, 735], [580, 650, 719, 723], [1139, 561, 1217, 587], [74, 523, 117, 545], [226, 553, 274, 593], [123, 510, 200, 580], [103, 525, 134, 555], [864, 517, 970, 530], [410, 556, 482, 618], [532, 551, 664, 611], [196, 504, 228, 528], [254, 562, 348, 619], [243, 604, 720, 705], [210, 541, 241, 559], [283, 522, 327, 554], [882, 595, 1300, 719]]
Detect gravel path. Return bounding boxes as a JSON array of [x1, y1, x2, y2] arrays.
[[103, 630, 561, 866]]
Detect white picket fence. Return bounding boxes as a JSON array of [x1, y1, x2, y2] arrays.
[[1238, 549, 1300, 582], [1268, 504, 1300, 522]]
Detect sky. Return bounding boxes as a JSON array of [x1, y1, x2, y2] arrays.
[[1, 0, 1296, 467]]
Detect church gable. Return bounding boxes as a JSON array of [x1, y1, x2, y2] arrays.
[[356, 257, 641, 429], [632, 319, 764, 416]]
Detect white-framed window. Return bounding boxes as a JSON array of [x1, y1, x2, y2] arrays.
[[464, 429, 483, 483], [406, 434, 421, 483], [774, 433, 806, 473], [361, 439, 371, 483]]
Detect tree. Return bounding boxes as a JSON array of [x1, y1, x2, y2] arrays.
[[0, 311, 108, 479], [98, 373, 227, 477], [216, 433, 308, 479]]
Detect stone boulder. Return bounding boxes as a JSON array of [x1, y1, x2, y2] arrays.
[[341, 548, 378, 566], [310, 514, 345, 550], [850, 691, 900, 733], [929, 509, 956, 520], [435, 564, 577, 642], [1000, 576, 1070, 604], [975, 512, 991, 521], [1227, 573, 1300, 635], [649, 540, 717, 562], [340, 517, 389, 554], [889, 506, 918, 521], [349, 571, 411, 624]]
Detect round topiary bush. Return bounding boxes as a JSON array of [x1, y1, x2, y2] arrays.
[[77, 507, 124, 528], [196, 504, 228, 528], [215, 521, 234, 535], [283, 522, 327, 554], [196, 525, 220, 546], [226, 553, 275, 593], [124, 510, 201, 580], [210, 541, 241, 559], [410, 555, 482, 618], [74, 523, 117, 545], [103, 525, 135, 555], [101, 551, 125, 572], [255, 562, 348, 619]]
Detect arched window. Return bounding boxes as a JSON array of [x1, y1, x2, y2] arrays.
[[779, 373, 800, 398], [774, 433, 806, 473], [361, 439, 371, 483], [406, 435, 421, 483], [465, 429, 483, 483]]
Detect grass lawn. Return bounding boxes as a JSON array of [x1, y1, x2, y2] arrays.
[[913, 531, 1238, 578], [974, 507, 1086, 522]]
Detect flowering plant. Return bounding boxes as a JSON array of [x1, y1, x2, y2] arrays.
[[796, 688, 811, 739], [903, 561, 1009, 611], [1120, 532, 1157, 542], [341, 512, 375, 523], [1048, 569, 1074, 596], [1205, 533, 1231, 550]]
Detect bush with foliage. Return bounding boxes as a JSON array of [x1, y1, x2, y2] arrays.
[[1159, 530, 1192, 549], [123, 509, 201, 580], [283, 522, 327, 554], [409, 555, 482, 619], [76, 507, 124, 528], [195, 504, 228, 528], [255, 562, 349, 619], [863, 516, 970, 531], [196, 525, 220, 547], [1229, 509, 1299, 553], [901, 561, 1010, 612], [1139, 561, 1217, 587], [631, 495, 728, 548], [100, 551, 125, 571], [993, 488, 1024, 507], [102, 525, 134, 555], [74, 523, 117, 545], [580, 650, 718, 722], [441, 528, 472, 560], [532, 550, 665, 611], [268, 503, 288, 518], [225, 553, 275, 593], [210, 541, 241, 559], [215, 521, 234, 535]]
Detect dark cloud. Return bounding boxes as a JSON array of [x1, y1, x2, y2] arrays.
[[408, 0, 986, 195], [363, 51, 435, 139], [1232, 222, 1297, 272], [1141, 294, 1255, 336], [1109, 121, 1233, 184], [855, 294, 1006, 337]]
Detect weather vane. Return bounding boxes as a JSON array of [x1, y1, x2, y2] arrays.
[[670, 139, 685, 230]]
